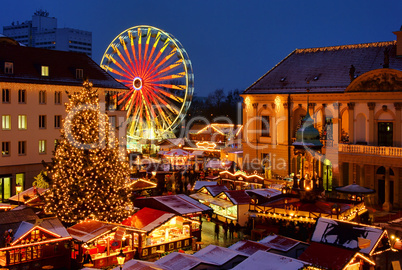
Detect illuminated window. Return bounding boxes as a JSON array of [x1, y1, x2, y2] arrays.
[[54, 115, 61, 128], [2, 142, 10, 156], [54, 91, 61, 104], [18, 141, 26, 155], [2, 115, 11, 130], [39, 140, 46, 154], [39, 90, 46, 104], [2, 89, 10, 103], [4, 62, 13, 74], [76, 69, 83, 79], [18, 89, 26, 103], [261, 115, 270, 137], [16, 173, 25, 190], [31, 229, 40, 240], [39, 115, 46, 129], [18, 115, 27, 129], [41, 66, 49, 76]]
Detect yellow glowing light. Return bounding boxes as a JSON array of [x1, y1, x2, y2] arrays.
[[196, 141, 217, 150], [274, 96, 281, 114]]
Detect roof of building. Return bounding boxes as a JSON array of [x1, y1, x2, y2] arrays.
[[0, 43, 127, 89], [193, 244, 247, 265], [298, 242, 357, 270], [229, 240, 271, 256], [244, 41, 402, 94], [193, 181, 218, 191], [231, 250, 309, 270], [67, 220, 116, 243], [155, 252, 217, 270], [111, 259, 165, 270], [0, 208, 38, 225], [245, 189, 282, 199], [8, 187, 47, 204], [311, 217, 386, 255], [259, 234, 303, 252], [221, 190, 251, 205], [203, 185, 229, 197], [121, 207, 175, 232]]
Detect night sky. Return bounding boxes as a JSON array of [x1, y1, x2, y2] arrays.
[[1, 0, 402, 97]]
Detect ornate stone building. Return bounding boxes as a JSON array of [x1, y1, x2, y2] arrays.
[[241, 29, 402, 210]]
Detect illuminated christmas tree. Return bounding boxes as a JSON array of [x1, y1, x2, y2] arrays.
[[45, 81, 133, 224]]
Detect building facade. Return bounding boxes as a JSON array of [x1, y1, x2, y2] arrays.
[[2, 10, 92, 57], [0, 37, 127, 202], [241, 30, 402, 210]]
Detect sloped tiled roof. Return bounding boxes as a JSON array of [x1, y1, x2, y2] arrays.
[[122, 207, 174, 232], [67, 220, 116, 242], [222, 190, 251, 205], [244, 41, 402, 94], [0, 43, 127, 89], [0, 208, 38, 225], [204, 185, 229, 197]]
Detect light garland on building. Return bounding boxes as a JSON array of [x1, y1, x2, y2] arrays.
[[44, 81, 134, 224]]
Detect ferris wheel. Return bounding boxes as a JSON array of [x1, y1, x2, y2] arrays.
[[100, 25, 194, 144]]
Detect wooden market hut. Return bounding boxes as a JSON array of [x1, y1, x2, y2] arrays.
[[68, 219, 143, 269], [0, 216, 72, 269], [122, 207, 200, 259]]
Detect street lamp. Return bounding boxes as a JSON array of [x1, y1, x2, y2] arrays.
[[116, 248, 126, 270], [16, 183, 22, 206]]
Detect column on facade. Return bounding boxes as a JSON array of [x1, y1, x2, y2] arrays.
[[252, 103, 258, 142], [394, 103, 401, 147], [321, 104, 326, 131], [333, 103, 341, 144], [338, 162, 343, 186], [283, 102, 289, 144], [347, 102, 355, 144], [358, 164, 364, 186], [383, 167, 392, 211], [368, 102, 375, 145], [348, 162, 354, 185], [271, 103, 277, 145]]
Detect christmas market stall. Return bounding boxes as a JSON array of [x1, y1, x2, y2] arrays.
[[0, 217, 72, 269], [8, 187, 47, 207], [67, 220, 143, 269], [219, 170, 265, 190], [133, 194, 212, 240], [122, 207, 200, 259]]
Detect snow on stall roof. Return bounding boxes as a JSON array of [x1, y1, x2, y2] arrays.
[[111, 259, 165, 270], [39, 218, 70, 238], [245, 188, 282, 199], [122, 208, 174, 232], [231, 250, 310, 270], [153, 194, 212, 214], [259, 234, 301, 252], [229, 240, 271, 256], [155, 252, 217, 270], [13, 221, 34, 241], [193, 181, 217, 191], [193, 244, 247, 265], [311, 217, 384, 254]]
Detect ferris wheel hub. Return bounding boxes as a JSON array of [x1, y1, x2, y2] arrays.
[[133, 77, 143, 90]]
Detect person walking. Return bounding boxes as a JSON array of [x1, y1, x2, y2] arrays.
[[223, 220, 229, 239], [214, 222, 220, 240], [229, 220, 235, 239]]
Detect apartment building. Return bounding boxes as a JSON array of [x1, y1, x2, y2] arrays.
[[0, 36, 127, 202]]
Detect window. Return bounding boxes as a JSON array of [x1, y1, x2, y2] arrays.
[[2, 115, 11, 130], [261, 115, 270, 137], [41, 66, 49, 76], [109, 115, 116, 128], [54, 115, 61, 128], [18, 141, 26, 155], [39, 90, 46, 104], [2, 89, 10, 103], [54, 91, 61, 104], [76, 69, 83, 79], [2, 142, 10, 156], [4, 62, 13, 74], [39, 115, 46, 129], [18, 89, 26, 103], [39, 140, 46, 154], [54, 139, 59, 150], [18, 115, 27, 130], [16, 173, 25, 191]]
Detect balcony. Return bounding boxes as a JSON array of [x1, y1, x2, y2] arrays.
[[338, 143, 402, 157]]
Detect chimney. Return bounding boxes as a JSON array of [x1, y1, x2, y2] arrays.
[[393, 26, 402, 57]]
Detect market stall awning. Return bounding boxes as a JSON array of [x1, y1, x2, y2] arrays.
[[192, 150, 204, 156], [190, 193, 234, 208]]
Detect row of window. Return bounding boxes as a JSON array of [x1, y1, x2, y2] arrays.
[[3, 62, 84, 79], [2, 139, 50, 156], [2, 89, 62, 104], [1, 115, 62, 130]]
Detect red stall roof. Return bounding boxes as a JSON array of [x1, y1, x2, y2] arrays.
[[122, 207, 174, 232]]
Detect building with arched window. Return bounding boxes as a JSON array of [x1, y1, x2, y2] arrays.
[[241, 29, 402, 211]]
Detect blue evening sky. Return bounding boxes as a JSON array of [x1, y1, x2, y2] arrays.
[[1, 0, 402, 97]]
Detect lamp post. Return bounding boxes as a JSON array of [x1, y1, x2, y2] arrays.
[[16, 183, 22, 206], [116, 248, 126, 270]]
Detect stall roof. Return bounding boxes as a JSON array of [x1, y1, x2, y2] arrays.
[[67, 220, 116, 243], [203, 185, 229, 197], [220, 190, 251, 205], [311, 217, 385, 255], [193, 244, 247, 265], [122, 207, 175, 232], [112, 259, 166, 270], [134, 194, 212, 215], [259, 234, 303, 252], [8, 187, 47, 204], [231, 250, 310, 270], [229, 240, 271, 256], [155, 252, 217, 270], [128, 178, 157, 191], [193, 181, 217, 191], [298, 242, 366, 270], [245, 189, 282, 199]]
